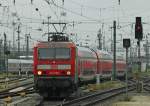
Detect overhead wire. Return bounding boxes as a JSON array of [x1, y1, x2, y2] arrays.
[[44, 0, 59, 19], [44, 0, 102, 23], [2, 0, 150, 37], [0, 0, 140, 26], [3, 1, 150, 25], [65, 0, 113, 11]]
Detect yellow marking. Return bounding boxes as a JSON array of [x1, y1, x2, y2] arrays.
[[18, 92, 26, 97], [4, 96, 12, 103]]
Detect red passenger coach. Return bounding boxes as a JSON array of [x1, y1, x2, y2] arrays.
[[77, 47, 97, 83], [95, 50, 113, 78], [116, 56, 126, 77]]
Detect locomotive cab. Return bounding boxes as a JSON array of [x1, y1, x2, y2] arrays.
[[33, 36, 78, 97]]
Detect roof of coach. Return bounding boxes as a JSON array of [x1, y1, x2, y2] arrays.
[[19, 56, 33, 59], [116, 56, 125, 61], [77, 46, 91, 51], [34, 41, 76, 48], [95, 49, 125, 61], [93, 49, 113, 60], [77, 46, 97, 58], [8, 59, 33, 64]]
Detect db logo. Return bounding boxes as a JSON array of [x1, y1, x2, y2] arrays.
[[52, 61, 56, 64]]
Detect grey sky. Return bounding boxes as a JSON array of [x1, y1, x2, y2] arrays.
[[0, 0, 150, 49]]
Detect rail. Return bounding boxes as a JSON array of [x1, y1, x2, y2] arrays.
[[0, 83, 34, 99], [56, 84, 135, 106]]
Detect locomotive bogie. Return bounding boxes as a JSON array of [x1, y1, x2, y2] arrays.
[[34, 75, 78, 97], [34, 76, 74, 88]]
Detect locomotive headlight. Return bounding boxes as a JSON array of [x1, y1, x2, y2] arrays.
[[66, 71, 71, 75], [58, 65, 71, 70], [37, 65, 51, 69], [37, 71, 42, 75]]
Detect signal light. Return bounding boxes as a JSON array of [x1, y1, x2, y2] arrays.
[[123, 39, 130, 48], [137, 41, 140, 46], [135, 17, 143, 40], [4, 50, 10, 55]]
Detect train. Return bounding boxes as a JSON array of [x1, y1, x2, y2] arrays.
[[33, 36, 126, 97], [8, 57, 33, 74]]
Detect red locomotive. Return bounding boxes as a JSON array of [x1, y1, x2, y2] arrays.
[[33, 36, 126, 97]]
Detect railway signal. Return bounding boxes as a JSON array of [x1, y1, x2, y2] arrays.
[[13, 0, 15, 5], [4, 51, 10, 55], [123, 39, 130, 48], [123, 38, 131, 97], [118, 0, 120, 5], [135, 17, 143, 40], [135, 17, 143, 72]]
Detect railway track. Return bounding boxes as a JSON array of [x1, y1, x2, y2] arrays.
[[0, 76, 34, 100], [4, 77, 147, 106], [143, 83, 150, 91], [0, 83, 34, 99], [35, 83, 135, 106], [37, 79, 137, 106], [0, 78, 27, 84], [132, 76, 150, 92], [0, 76, 33, 84], [0, 76, 33, 83], [0, 79, 36, 106], [5, 77, 147, 106], [54, 84, 135, 106]]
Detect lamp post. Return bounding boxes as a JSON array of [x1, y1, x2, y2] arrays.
[[0, 40, 2, 71], [112, 21, 116, 80]]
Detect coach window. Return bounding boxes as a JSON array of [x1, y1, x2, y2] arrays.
[[101, 53, 106, 60]]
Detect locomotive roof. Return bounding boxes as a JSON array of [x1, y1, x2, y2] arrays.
[[34, 41, 76, 48]]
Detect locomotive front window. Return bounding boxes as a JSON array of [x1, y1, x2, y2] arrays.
[[56, 48, 70, 59], [38, 48, 55, 59], [38, 48, 70, 59]]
